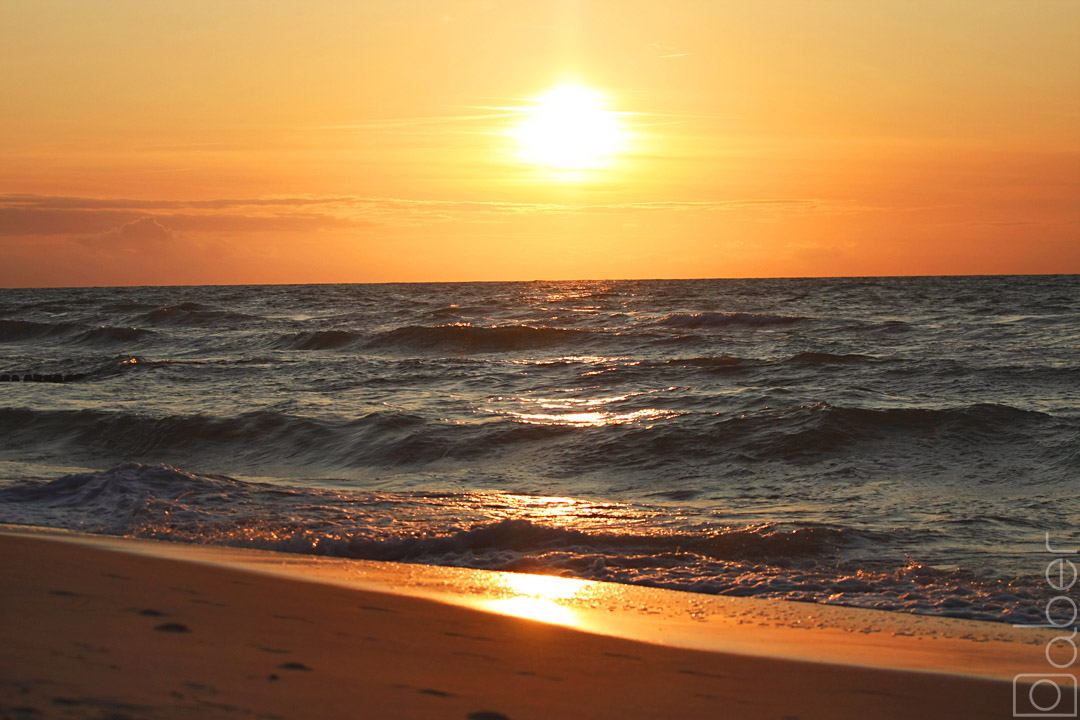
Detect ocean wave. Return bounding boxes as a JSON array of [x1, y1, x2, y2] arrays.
[[13, 301, 72, 314], [426, 304, 495, 319], [0, 406, 441, 469], [0, 399, 1062, 475], [784, 351, 874, 365], [539, 352, 872, 379], [0, 355, 190, 384], [562, 401, 1061, 469], [0, 319, 153, 346], [72, 325, 155, 345], [366, 324, 590, 353], [322, 519, 849, 566], [275, 329, 364, 350], [0, 462, 242, 517], [0, 319, 80, 342], [665, 355, 759, 370], [655, 312, 807, 329], [0, 463, 260, 537], [134, 304, 257, 327], [102, 300, 159, 312], [736, 402, 1052, 456], [822, 402, 1051, 438], [868, 319, 912, 334], [0, 464, 848, 564]]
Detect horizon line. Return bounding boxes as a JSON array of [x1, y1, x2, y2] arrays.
[[2, 272, 1076, 291]]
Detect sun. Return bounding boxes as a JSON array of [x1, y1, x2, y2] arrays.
[[512, 84, 627, 171]]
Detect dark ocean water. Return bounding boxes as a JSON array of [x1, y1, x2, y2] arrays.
[[1, 276, 1077, 624]]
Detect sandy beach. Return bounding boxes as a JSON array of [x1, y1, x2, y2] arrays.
[[0, 527, 1061, 719]]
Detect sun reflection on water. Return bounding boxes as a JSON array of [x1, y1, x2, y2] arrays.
[[488, 386, 682, 428], [479, 492, 645, 533], [489, 494, 588, 524], [509, 408, 676, 427]]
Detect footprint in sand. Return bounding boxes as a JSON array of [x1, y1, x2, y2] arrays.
[[276, 662, 312, 671], [137, 608, 167, 617], [419, 688, 455, 698], [250, 644, 291, 655], [154, 623, 191, 633]]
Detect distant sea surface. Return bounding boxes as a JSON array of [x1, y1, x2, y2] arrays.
[[1, 276, 1077, 624]]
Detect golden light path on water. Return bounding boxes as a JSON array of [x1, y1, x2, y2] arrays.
[[507, 407, 678, 427], [488, 359, 684, 427]]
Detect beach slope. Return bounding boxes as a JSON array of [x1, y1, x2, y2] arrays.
[[0, 529, 1052, 719]]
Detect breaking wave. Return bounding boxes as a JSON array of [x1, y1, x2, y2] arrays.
[[0, 463, 1059, 624], [366, 324, 591, 353], [655, 312, 807, 329], [134, 303, 257, 327], [275, 329, 364, 350]]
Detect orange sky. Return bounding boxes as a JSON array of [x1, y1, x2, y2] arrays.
[[1, 0, 1078, 286]]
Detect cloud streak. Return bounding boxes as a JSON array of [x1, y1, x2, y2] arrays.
[[77, 217, 177, 253], [0, 194, 845, 239], [648, 43, 691, 59]]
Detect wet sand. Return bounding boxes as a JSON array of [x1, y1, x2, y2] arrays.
[[0, 527, 1058, 719]]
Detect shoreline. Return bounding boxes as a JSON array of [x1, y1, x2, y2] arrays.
[[0, 526, 1062, 718]]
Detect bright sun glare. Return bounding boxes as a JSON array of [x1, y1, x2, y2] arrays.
[[512, 84, 626, 171]]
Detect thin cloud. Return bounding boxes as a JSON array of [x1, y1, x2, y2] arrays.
[[307, 111, 519, 135], [0, 195, 845, 238], [161, 213, 378, 233], [79, 216, 176, 249], [0, 207, 138, 235], [648, 43, 691, 59], [0, 194, 355, 211]]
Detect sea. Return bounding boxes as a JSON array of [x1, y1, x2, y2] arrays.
[[1, 275, 1077, 625]]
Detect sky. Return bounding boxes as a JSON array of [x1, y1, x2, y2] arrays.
[[1, 0, 1078, 286]]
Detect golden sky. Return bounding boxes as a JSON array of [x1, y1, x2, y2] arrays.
[[1, 0, 1078, 286]]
